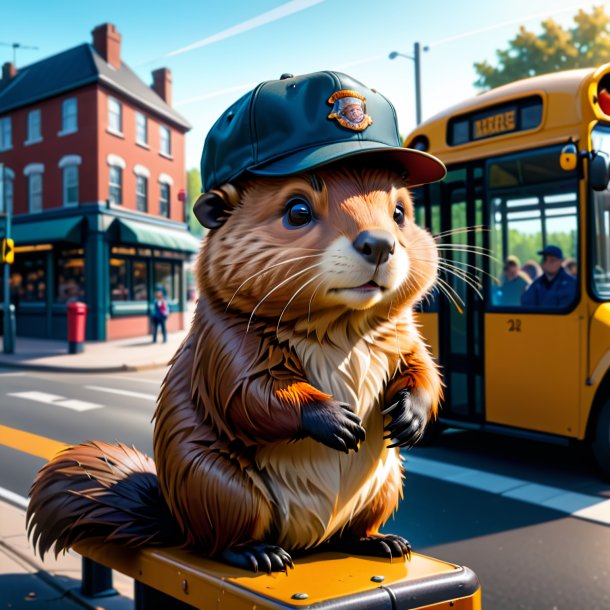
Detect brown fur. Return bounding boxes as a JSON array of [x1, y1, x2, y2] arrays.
[[27, 165, 442, 564]]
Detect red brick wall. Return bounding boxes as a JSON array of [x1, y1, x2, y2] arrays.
[[97, 87, 186, 221], [106, 311, 184, 341], [0, 85, 99, 214]]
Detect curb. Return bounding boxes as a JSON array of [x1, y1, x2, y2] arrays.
[[0, 359, 171, 374]]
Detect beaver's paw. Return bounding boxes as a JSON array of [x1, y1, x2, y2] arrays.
[[334, 534, 412, 561], [382, 388, 432, 448], [220, 542, 294, 573], [300, 400, 366, 453]]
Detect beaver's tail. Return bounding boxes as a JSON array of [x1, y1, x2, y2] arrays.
[[26, 441, 182, 559]]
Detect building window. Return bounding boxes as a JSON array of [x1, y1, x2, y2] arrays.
[[63, 166, 79, 207], [61, 98, 78, 134], [136, 112, 148, 145], [55, 249, 85, 303], [1, 168, 14, 214], [26, 109, 42, 143], [109, 166, 123, 204], [109, 256, 149, 302], [0, 117, 11, 150], [12, 252, 47, 303], [159, 182, 170, 217], [108, 97, 123, 134], [159, 125, 171, 156], [136, 175, 148, 212], [153, 261, 181, 303], [28, 173, 43, 213]]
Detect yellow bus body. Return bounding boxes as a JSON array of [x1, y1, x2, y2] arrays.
[[406, 65, 610, 468]]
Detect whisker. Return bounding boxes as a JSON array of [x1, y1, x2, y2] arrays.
[[277, 274, 323, 337], [437, 263, 483, 300], [247, 262, 323, 332], [226, 254, 322, 310], [433, 225, 489, 240], [307, 279, 325, 333]]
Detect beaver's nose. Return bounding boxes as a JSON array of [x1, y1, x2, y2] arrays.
[[352, 230, 395, 265]]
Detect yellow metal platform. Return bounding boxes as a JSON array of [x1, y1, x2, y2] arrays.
[[75, 541, 481, 609]]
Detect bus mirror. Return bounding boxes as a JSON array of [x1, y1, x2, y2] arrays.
[[589, 151, 610, 191]]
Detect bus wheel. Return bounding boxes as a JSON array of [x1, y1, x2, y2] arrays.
[[591, 397, 610, 480]]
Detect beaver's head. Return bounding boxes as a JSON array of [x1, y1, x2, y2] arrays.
[[196, 161, 437, 328]]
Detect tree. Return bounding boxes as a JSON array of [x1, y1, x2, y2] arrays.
[[186, 168, 205, 238], [474, 5, 610, 90]]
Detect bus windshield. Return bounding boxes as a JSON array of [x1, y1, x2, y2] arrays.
[[590, 125, 610, 301]]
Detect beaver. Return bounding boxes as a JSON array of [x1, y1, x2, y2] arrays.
[[27, 71, 445, 573]]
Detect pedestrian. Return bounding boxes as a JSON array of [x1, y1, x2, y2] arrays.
[[521, 245, 576, 308], [151, 290, 169, 343]]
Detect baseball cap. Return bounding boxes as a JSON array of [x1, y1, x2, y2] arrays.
[[200, 71, 446, 192], [538, 245, 564, 259]]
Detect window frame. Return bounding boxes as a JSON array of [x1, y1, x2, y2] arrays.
[[62, 165, 79, 207], [136, 175, 148, 212], [26, 109, 42, 144], [109, 165, 123, 205], [108, 96, 123, 135], [159, 182, 170, 217], [136, 112, 148, 146], [485, 145, 580, 314], [159, 125, 171, 157], [0, 116, 12, 150], [28, 172, 43, 213], [60, 98, 78, 135]]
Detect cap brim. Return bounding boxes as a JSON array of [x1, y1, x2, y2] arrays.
[[247, 141, 446, 187]]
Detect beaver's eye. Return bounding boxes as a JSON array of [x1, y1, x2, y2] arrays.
[[393, 202, 405, 226], [284, 198, 313, 228]]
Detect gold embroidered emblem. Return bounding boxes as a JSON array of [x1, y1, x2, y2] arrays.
[[327, 90, 373, 132]]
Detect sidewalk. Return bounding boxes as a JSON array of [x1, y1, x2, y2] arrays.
[[0, 332, 186, 373], [0, 499, 133, 609]]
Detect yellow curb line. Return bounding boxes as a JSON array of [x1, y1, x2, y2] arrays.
[[0, 425, 68, 460]]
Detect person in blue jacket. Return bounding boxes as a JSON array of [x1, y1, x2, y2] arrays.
[[521, 245, 577, 308]]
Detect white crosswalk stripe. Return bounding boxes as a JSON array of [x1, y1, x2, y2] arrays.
[[7, 391, 102, 412], [85, 386, 157, 401]]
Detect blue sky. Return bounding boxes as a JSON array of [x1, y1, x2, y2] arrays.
[[2, 0, 605, 169]]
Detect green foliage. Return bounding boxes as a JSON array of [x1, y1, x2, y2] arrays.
[[186, 168, 206, 238], [475, 5, 610, 90]]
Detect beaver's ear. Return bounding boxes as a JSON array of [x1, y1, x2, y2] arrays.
[[193, 184, 239, 229]]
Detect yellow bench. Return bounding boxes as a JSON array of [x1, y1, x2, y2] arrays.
[[74, 542, 481, 609]]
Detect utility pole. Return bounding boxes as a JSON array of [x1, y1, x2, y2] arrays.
[[389, 42, 427, 126]]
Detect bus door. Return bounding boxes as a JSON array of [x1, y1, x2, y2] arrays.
[[484, 146, 583, 438], [437, 166, 486, 423]]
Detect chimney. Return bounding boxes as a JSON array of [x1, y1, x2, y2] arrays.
[[2, 62, 16, 80], [152, 68, 172, 105], [92, 23, 122, 69]]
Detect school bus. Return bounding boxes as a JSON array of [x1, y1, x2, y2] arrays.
[[405, 64, 610, 478]]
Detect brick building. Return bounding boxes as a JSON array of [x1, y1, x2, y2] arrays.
[[0, 23, 200, 341]]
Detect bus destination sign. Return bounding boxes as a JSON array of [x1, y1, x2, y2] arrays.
[[447, 96, 543, 146], [473, 109, 516, 139]]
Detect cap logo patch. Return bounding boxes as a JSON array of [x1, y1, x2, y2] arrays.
[[327, 90, 373, 132]]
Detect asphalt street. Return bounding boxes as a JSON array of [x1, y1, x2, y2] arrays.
[[0, 366, 609, 609]]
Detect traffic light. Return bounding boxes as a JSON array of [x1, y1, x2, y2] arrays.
[[1, 238, 14, 264]]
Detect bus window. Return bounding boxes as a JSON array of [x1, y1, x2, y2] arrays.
[[590, 126, 610, 300], [487, 146, 579, 310]]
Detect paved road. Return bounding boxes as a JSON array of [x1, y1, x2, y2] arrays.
[[1, 367, 609, 609]]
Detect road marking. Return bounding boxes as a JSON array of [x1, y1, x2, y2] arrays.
[[0, 424, 67, 460], [85, 386, 157, 401], [98, 375, 162, 385], [404, 454, 610, 526], [0, 371, 25, 376], [7, 391, 102, 412], [0, 485, 29, 509]]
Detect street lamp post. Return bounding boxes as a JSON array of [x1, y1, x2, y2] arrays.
[[389, 42, 427, 126]]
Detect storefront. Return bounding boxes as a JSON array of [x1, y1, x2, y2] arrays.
[[8, 204, 201, 341]]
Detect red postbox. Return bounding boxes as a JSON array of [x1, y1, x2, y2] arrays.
[[67, 301, 87, 354]]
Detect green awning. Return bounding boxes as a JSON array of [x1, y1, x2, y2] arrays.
[[13, 216, 83, 245], [115, 218, 201, 253]]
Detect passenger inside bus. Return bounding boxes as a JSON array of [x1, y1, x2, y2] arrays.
[[521, 245, 576, 307], [522, 260, 542, 281], [563, 257, 578, 277], [497, 255, 531, 306]]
